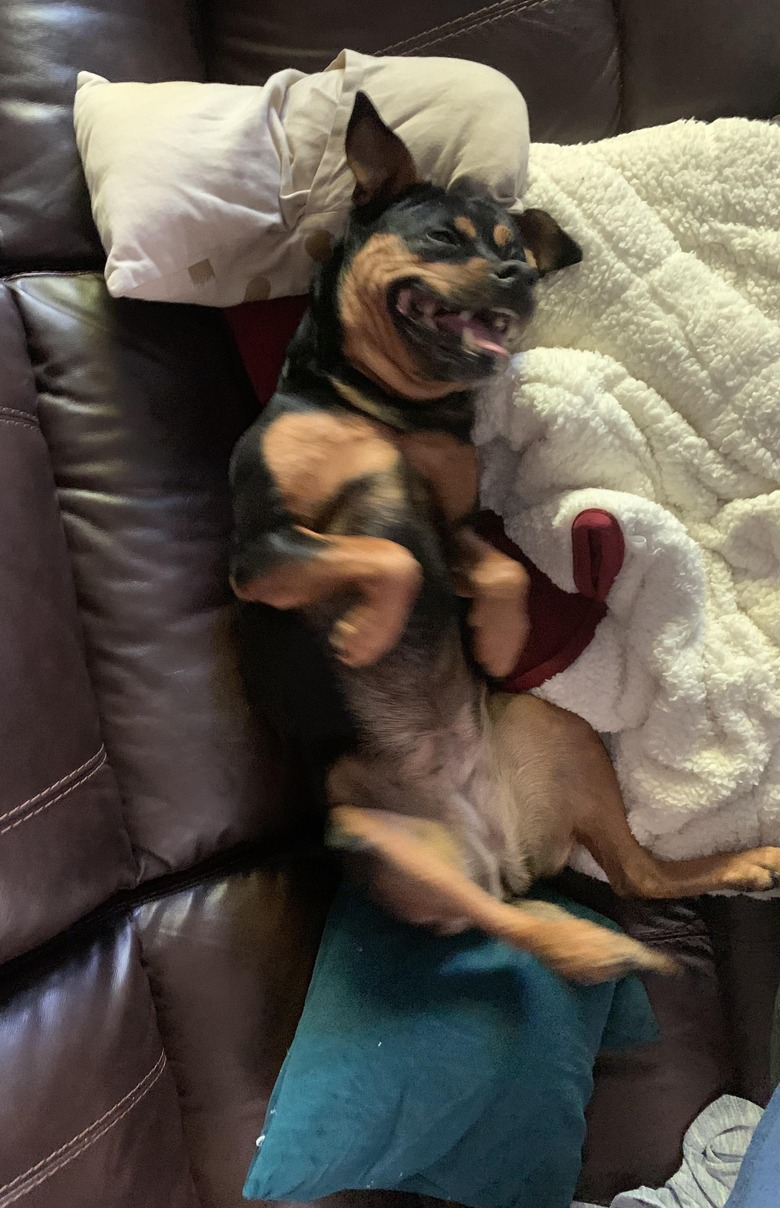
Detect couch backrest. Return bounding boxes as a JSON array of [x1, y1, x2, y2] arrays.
[[0, 0, 778, 277]]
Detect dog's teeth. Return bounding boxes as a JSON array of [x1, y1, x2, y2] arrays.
[[462, 328, 479, 352]]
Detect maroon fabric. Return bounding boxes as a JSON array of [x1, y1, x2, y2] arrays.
[[477, 510, 619, 691], [572, 509, 625, 601], [225, 298, 308, 406]]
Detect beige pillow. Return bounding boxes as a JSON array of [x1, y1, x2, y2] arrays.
[[73, 51, 529, 307]]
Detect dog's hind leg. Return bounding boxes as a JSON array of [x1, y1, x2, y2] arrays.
[[327, 801, 676, 982], [510, 695, 780, 898], [577, 776, 780, 899]]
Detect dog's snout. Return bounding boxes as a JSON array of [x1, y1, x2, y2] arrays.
[[493, 260, 539, 287]]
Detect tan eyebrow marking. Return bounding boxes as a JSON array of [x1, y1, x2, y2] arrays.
[[493, 224, 513, 248], [454, 216, 477, 239]]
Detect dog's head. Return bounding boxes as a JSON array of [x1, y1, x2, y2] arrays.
[[323, 92, 581, 401]]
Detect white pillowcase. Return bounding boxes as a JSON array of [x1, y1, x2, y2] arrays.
[[73, 50, 529, 307]]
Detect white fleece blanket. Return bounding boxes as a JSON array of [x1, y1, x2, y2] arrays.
[[475, 118, 780, 869]]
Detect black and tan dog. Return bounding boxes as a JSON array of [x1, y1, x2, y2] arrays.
[[230, 93, 780, 982]]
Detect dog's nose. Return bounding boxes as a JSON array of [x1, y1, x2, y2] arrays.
[[493, 260, 539, 286]]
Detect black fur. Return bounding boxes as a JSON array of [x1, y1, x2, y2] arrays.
[[230, 97, 581, 810]]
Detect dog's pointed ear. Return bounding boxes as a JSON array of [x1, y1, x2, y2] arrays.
[[513, 208, 582, 276], [345, 91, 417, 208]]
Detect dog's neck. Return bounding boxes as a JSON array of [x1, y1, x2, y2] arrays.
[[330, 360, 476, 440], [280, 268, 477, 441]]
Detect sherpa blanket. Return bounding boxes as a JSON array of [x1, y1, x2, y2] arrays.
[[475, 118, 780, 870]]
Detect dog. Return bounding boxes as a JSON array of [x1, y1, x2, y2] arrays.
[[230, 92, 780, 983]]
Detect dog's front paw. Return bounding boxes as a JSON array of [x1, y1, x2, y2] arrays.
[[331, 546, 422, 667], [469, 594, 529, 679]]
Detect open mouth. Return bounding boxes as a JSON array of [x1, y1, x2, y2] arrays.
[[393, 284, 516, 360]]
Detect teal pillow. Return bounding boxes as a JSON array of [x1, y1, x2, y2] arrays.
[[244, 887, 658, 1208]]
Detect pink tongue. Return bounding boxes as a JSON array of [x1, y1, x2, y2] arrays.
[[434, 311, 508, 356]]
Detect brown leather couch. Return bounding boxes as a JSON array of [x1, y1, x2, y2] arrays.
[[1, 3, 779, 1206]]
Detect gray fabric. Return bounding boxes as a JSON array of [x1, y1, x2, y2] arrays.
[[573, 1096, 763, 1208]]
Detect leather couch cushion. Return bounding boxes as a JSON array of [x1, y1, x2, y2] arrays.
[[134, 859, 335, 1207], [0, 922, 199, 1207], [8, 273, 287, 883], [0, 285, 135, 963], [3, 0, 780, 274], [0, 0, 204, 274], [700, 896, 780, 1106], [203, 0, 623, 144], [620, 0, 780, 128], [557, 873, 735, 1201]]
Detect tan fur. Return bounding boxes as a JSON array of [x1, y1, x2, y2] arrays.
[[452, 530, 530, 678], [247, 409, 529, 674], [493, 223, 513, 248], [338, 233, 491, 400], [489, 693, 780, 898], [455, 215, 478, 239], [394, 430, 480, 523], [232, 526, 422, 669], [262, 410, 398, 525], [326, 381, 479, 523], [328, 688, 780, 981]]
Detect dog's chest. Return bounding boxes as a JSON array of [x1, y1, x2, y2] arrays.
[[391, 430, 479, 524]]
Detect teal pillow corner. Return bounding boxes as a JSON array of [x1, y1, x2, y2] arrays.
[[244, 886, 658, 1208]]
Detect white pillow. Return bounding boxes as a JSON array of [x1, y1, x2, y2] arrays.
[[73, 50, 529, 307]]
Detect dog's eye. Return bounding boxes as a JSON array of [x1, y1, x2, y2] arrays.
[[427, 228, 460, 246]]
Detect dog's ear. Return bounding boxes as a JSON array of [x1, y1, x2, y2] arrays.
[[513, 208, 582, 276], [345, 91, 417, 209]]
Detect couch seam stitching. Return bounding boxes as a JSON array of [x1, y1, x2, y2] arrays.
[[0, 417, 38, 431], [379, 0, 517, 52], [0, 407, 37, 427], [0, 1051, 167, 1205], [0, 752, 107, 835], [610, 0, 627, 130], [378, 0, 550, 55], [0, 747, 106, 825], [5, 283, 143, 890]]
